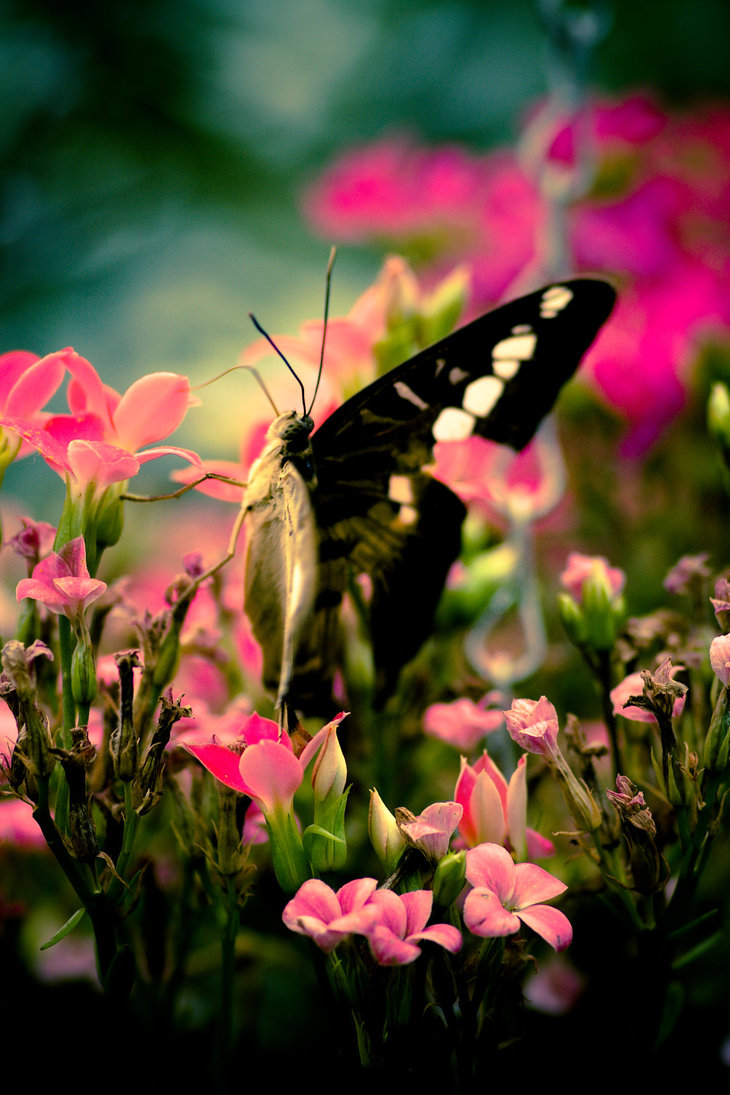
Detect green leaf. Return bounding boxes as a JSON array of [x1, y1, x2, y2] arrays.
[[40, 906, 87, 950]]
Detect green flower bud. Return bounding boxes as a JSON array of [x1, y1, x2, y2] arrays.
[[432, 850, 467, 908]]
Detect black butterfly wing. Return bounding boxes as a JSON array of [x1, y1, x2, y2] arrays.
[[297, 278, 615, 710]]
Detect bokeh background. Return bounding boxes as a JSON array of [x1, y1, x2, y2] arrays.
[[3, 0, 730, 472]]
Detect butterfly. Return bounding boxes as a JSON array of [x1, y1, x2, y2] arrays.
[[240, 277, 616, 724]]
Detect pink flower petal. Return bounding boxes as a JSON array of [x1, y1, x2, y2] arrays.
[[112, 372, 195, 451], [463, 887, 521, 937], [182, 741, 248, 793], [511, 862, 568, 910], [516, 904, 573, 952]]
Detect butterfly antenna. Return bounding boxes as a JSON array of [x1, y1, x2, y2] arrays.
[[306, 246, 337, 418], [249, 312, 307, 417]]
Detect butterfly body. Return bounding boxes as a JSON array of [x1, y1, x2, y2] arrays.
[[242, 278, 616, 720]]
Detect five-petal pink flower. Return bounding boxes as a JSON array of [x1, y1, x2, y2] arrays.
[[463, 842, 572, 952]]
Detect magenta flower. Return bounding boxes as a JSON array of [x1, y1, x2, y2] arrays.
[[503, 696, 561, 761], [364, 888, 463, 966], [16, 537, 106, 624], [282, 877, 380, 953], [463, 843, 572, 952], [454, 751, 554, 861]]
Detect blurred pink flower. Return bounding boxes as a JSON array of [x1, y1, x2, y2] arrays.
[[560, 551, 625, 602], [463, 842, 572, 952], [302, 93, 730, 454], [422, 693, 505, 750]]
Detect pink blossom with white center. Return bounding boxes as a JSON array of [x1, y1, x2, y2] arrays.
[[463, 842, 572, 952]]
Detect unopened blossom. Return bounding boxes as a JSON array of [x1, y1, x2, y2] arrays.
[[560, 552, 625, 603], [282, 877, 379, 953], [606, 774, 656, 835], [454, 751, 554, 861], [463, 842, 572, 952], [503, 696, 561, 761], [364, 888, 462, 966]]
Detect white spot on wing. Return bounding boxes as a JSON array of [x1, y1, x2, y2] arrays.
[[463, 375, 504, 416], [433, 407, 475, 441], [434, 358, 447, 377], [397, 504, 418, 527], [394, 380, 428, 409], [540, 285, 574, 318], [449, 366, 469, 385], [388, 474, 414, 505], [492, 332, 536, 361], [493, 359, 520, 380]]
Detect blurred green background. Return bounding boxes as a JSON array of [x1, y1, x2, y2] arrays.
[[2, 0, 730, 474]]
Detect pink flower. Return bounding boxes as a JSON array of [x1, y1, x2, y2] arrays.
[[610, 670, 686, 723], [282, 877, 380, 953], [397, 801, 463, 863], [463, 842, 572, 952], [454, 751, 554, 861], [560, 552, 625, 602], [422, 693, 505, 751], [364, 888, 463, 966], [503, 696, 561, 761], [16, 537, 106, 623], [0, 349, 202, 490], [182, 711, 338, 819], [710, 634, 730, 687], [0, 350, 66, 464]]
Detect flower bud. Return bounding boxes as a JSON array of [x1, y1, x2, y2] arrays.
[[71, 638, 97, 705], [432, 850, 467, 908], [368, 788, 406, 874]]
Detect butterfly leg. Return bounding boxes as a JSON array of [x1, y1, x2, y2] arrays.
[[121, 471, 245, 503]]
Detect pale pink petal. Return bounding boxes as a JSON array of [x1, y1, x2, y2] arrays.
[[366, 888, 407, 938], [511, 861, 568, 909], [242, 711, 287, 746], [63, 350, 117, 426], [368, 926, 422, 965], [516, 904, 573, 952], [112, 372, 195, 451], [400, 889, 433, 936], [465, 842, 516, 906], [238, 739, 303, 813], [463, 887, 521, 937], [66, 440, 140, 489], [337, 876, 379, 916], [407, 923, 463, 954], [505, 755, 527, 858]]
